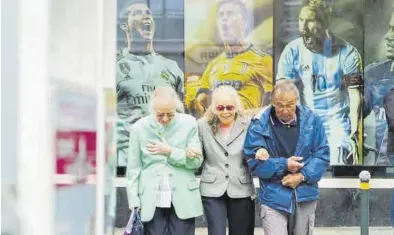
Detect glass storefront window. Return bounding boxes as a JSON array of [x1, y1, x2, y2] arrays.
[[115, 0, 394, 176]]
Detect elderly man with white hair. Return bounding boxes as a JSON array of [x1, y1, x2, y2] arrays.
[[126, 86, 203, 235]]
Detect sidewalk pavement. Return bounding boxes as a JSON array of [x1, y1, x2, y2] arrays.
[[114, 227, 394, 235]]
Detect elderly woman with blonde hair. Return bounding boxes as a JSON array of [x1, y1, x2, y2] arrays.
[[197, 85, 256, 235]]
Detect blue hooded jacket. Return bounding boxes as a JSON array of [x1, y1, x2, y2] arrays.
[[244, 105, 330, 214]]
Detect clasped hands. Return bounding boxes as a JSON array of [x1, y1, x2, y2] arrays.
[[146, 140, 201, 158], [255, 148, 305, 189]]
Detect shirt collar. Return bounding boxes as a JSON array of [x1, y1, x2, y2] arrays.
[[270, 107, 298, 127]]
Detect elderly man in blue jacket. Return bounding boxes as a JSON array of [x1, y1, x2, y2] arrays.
[[244, 80, 330, 235]]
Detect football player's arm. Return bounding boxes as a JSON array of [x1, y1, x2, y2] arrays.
[[254, 55, 274, 106], [174, 64, 186, 113], [343, 47, 363, 137], [195, 62, 213, 115], [362, 67, 374, 118], [384, 89, 394, 132], [116, 55, 126, 84], [276, 44, 297, 81], [176, 69, 185, 102]]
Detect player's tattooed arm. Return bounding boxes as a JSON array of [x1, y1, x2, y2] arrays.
[[342, 73, 362, 137], [348, 87, 361, 137], [342, 46, 363, 138]]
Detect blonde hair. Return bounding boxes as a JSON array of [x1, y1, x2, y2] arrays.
[[203, 86, 244, 134]]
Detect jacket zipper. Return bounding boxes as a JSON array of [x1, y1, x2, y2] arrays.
[[292, 126, 306, 211], [294, 189, 298, 203]]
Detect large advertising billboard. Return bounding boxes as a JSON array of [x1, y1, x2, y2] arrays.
[[116, 0, 185, 168], [274, 0, 365, 166], [363, 0, 394, 166], [184, 0, 274, 117]]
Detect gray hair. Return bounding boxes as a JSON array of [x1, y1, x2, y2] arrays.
[[149, 86, 184, 114], [271, 79, 300, 102]]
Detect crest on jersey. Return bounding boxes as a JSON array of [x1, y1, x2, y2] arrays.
[[301, 64, 310, 71], [160, 70, 170, 80], [119, 62, 130, 75]]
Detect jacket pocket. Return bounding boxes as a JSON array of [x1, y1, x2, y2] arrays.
[[138, 186, 145, 196], [201, 173, 216, 183], [188, 180, 200, 190], [238, 175, 252, 184]]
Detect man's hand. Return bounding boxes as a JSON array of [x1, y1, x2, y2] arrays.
[[186, 147, 201, 158], [255, 148, 269, 160], [281, 173, 304, 189], [146, 140, 172, 156], [287, 156, 304, 173], [195, 93, 207, 116]]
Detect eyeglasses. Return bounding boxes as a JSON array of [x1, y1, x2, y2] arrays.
[[273, 102, 297, 110], [156, 112, 175, 119], [216, 105, 235, 112]]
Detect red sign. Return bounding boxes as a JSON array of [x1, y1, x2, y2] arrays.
[[56, 131, 96, 184], [53, 86, 97, 187]]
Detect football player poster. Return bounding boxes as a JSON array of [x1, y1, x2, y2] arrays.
[[363, 0, 394, 166], [184, 0, 274, 117], [275, 0, 364, 166], [116, 0, 185, 167]]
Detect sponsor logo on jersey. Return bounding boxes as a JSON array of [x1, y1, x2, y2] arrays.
[[129, 85, 156, 105], [213, 79, 243, 91], [160, 70, 170, 81], [119, 62, 131, 75], [301, 64, 310, 71]]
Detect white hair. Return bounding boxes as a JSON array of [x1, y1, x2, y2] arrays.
[[149, 86, 184, 114]]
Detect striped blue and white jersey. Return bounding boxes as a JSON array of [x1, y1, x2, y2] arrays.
[[276, 37, 362, 159], [364, 60, 394, 164]]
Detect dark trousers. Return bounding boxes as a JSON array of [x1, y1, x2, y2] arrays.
[[143, 205, 195, 235], [202, 192, 255, 235]]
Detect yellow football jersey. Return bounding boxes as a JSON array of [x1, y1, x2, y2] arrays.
[[184, 75, 202, 111], [199, 44, 273, 109]]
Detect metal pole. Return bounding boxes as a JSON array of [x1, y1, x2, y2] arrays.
[[359, 170, 371, 235]]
